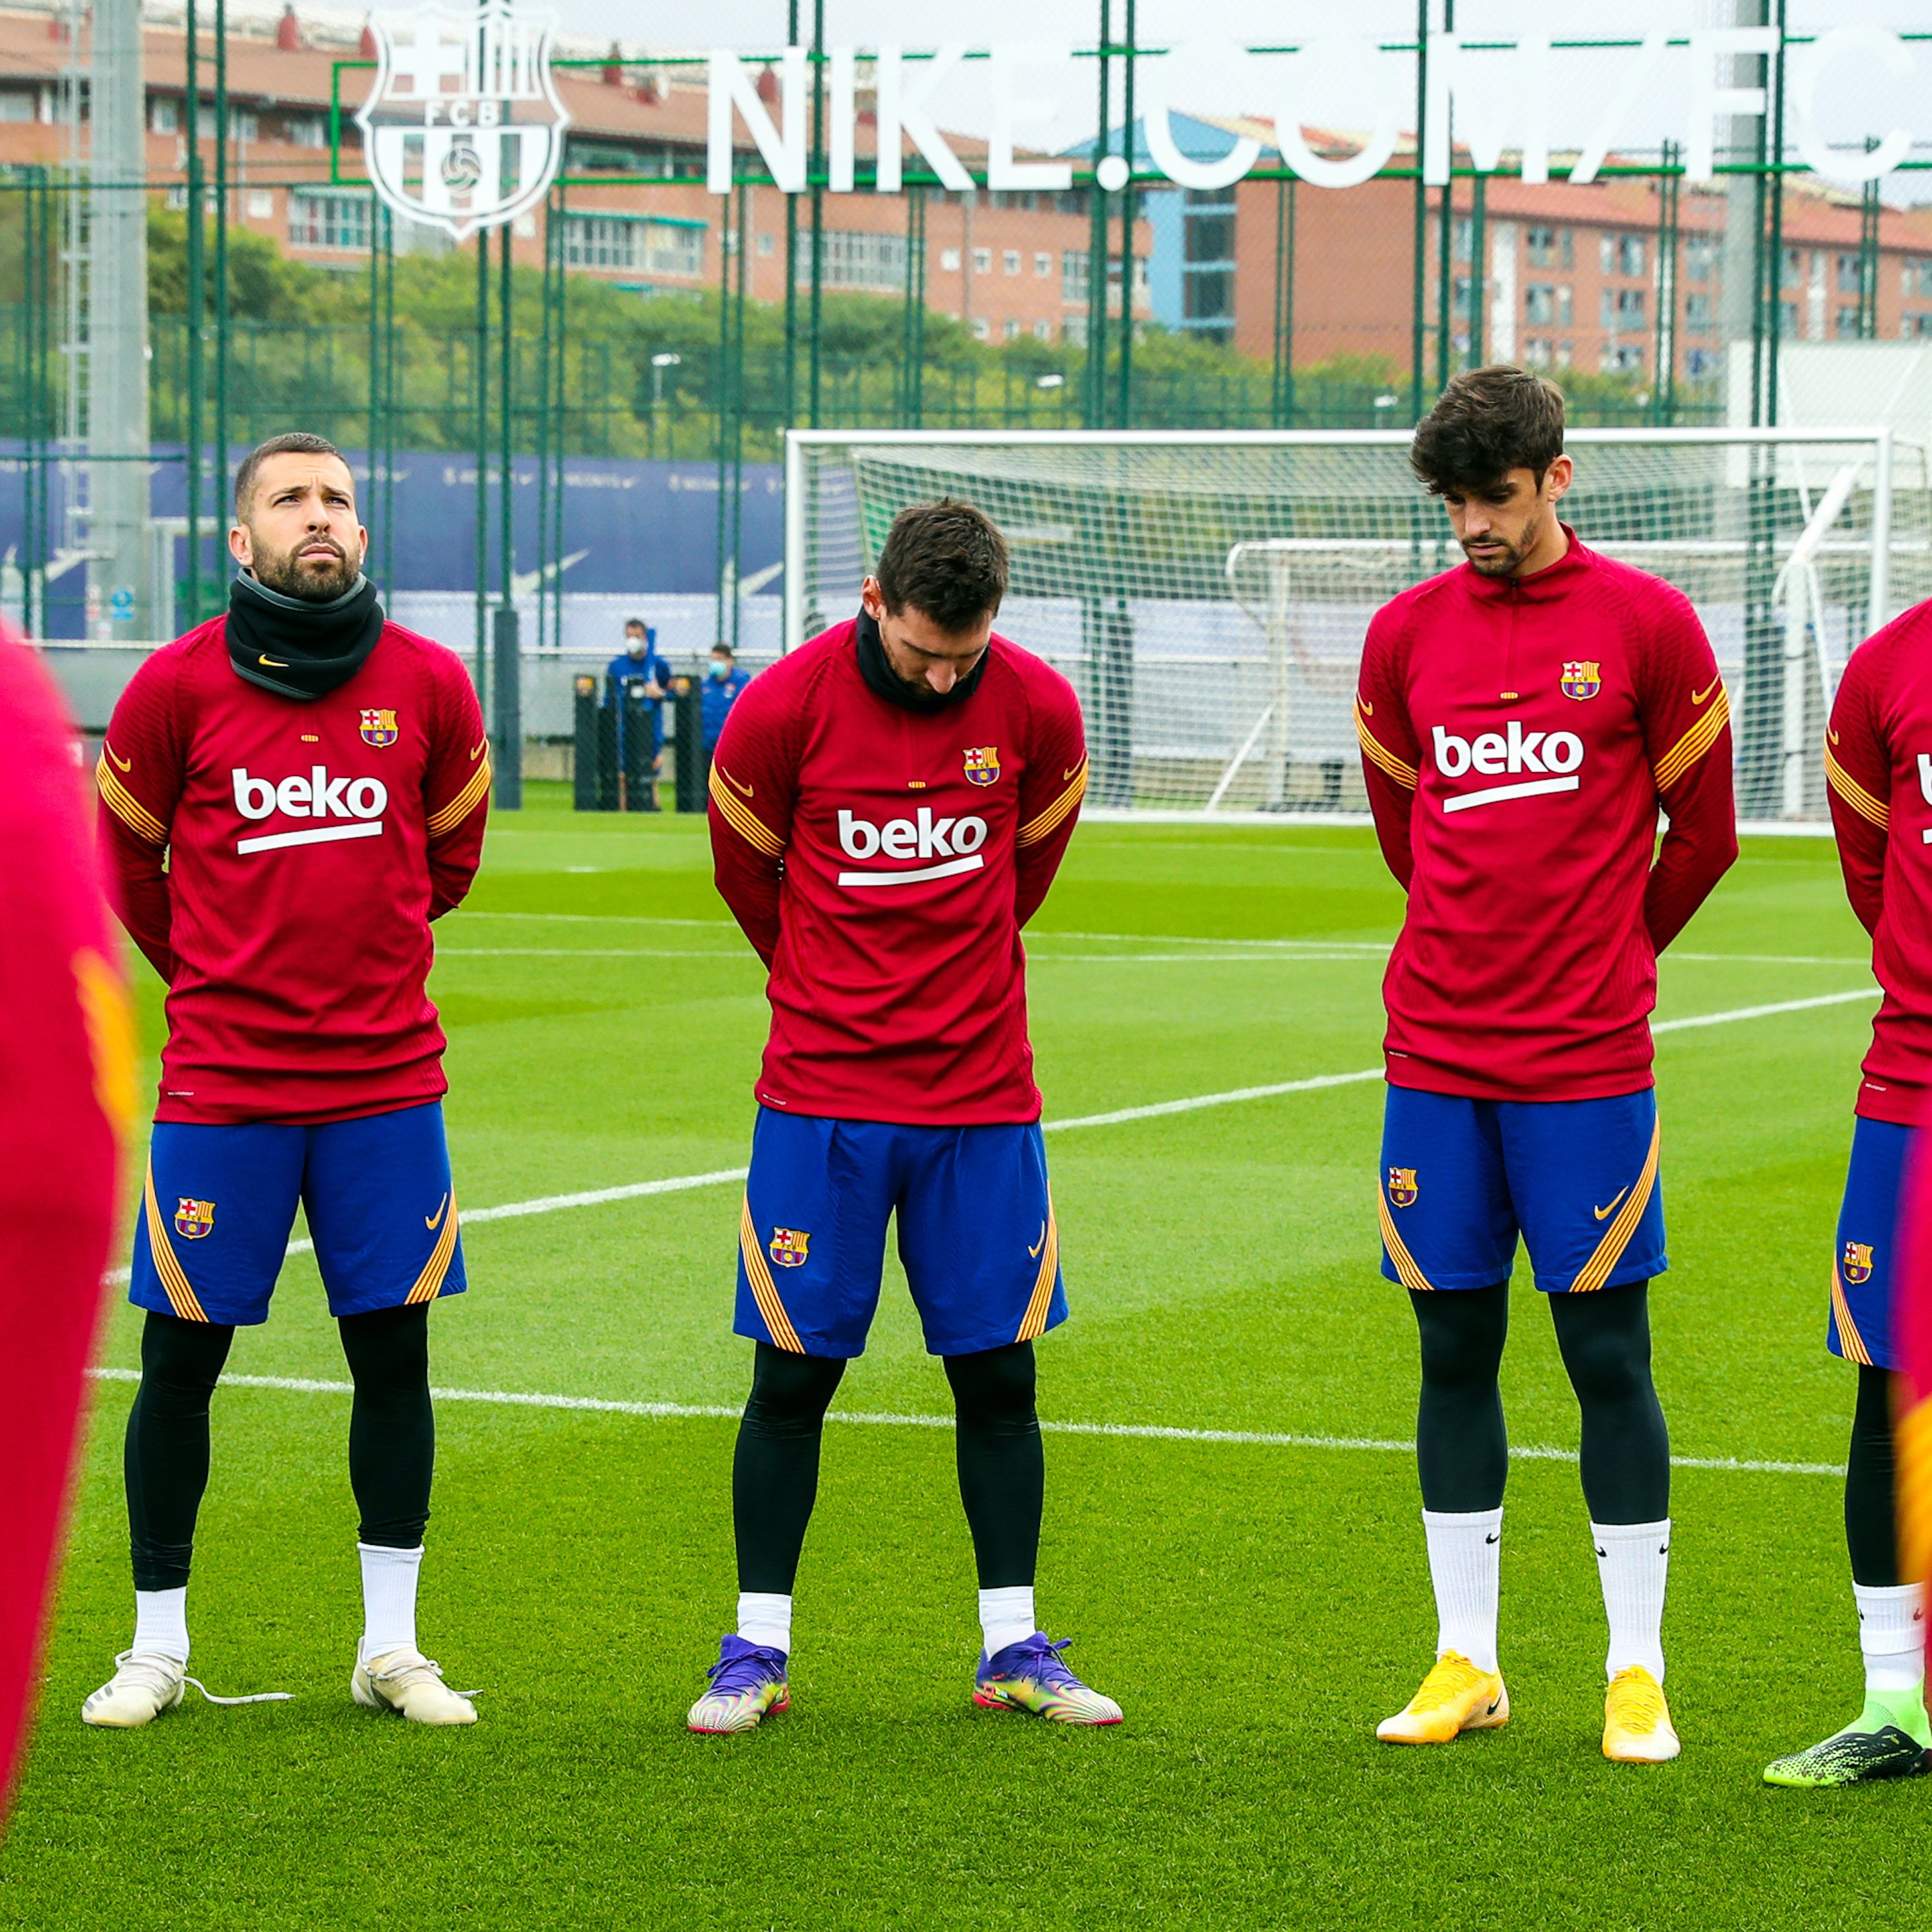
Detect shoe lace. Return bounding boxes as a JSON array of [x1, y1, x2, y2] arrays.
[[997, 1636, 1081, 1690], [704, 1647, 784, 1698], [110, 1649, 292, 1709], [1412, 1653, 1486, 1713], [1609, 1667, 1666, 1729]]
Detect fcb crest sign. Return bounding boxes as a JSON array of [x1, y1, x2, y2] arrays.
[[356, 2, 569, 242]]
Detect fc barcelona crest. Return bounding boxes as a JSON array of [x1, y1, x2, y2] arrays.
[[769, 1227, 810, 1269], [963, 746, 1000, 788], [360, 708, 400, 748], [1387, 1168, 1418, 1209], [1560, 661, 1602, 701], [1843, 1240, 1875, 1285], [175, 1198, 216, 1241]]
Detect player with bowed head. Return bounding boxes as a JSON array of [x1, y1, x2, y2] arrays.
[[1353, 368, 1736, 1761], [86, 432, 490, 1728], [692, 498, 1118, 1733]]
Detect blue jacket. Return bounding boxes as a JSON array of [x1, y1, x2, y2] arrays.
[[701, 665, 752, 749], [606, 649, 673, 709]]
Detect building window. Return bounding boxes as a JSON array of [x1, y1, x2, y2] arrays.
[[567, 214, 706, 278], [1601, 233, 1645, 278], [1602, 343, 1645, 374], [1454, 216, 1473, 264], [283, 113, 324, 147], [1686, 346, 1719, 376], [147, 95, 178, 134], [1684, 238, 1717, 281], [1063, 249, 1088, 305], [245, 189, 274, 219], [1837, 304, 1863, 337], [941, 247, 961, 271], [972, 247, 991, 274], [1003, 317, 1021, 341], [1453, 275, 1477, 321], [1034, 251, 1052, 278], [1780, 299, 1801, 336], [1003, 249, 1021, 276], [229, 109, 259, 144], [1782, 248, 1804, 290], [1602, 287, 1646, 328], [1063, 313, 1088, 346], [1837, 254, 1864, 294], [1522, 338, 1552, 368], [287, 189, 370, 252], [1033, 317, 1052, 341], [1524, 283, 1571, 327], [792, 227, 905, 290], [1907, 314, 1932, 338], [1555, 342, 1573, 368], [971, 316, 990, 341], [756, 231, 773, 256], [1906, 260, 1932, 299], [1180, 188, 1236, 339], [1683, 291, 1713, 331]]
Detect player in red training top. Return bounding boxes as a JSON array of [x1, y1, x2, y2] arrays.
[[1354, 369, 1736, 1764], [690, 498, 1119, 1735], [86, 432, 489, 1731], [1762, 598, 1932, 1787], [0, 629, 130, 1812]]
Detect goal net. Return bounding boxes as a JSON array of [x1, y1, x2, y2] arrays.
[[784, 429, 1932, 827]]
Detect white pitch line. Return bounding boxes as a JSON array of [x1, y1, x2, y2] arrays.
[[102, 987, 1880, 1288], [79, 1367, 1841, 1477]]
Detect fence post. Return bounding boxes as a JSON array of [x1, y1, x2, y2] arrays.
[[491, 603, 522, 810], [674, 674, 707, 813], [573, 674, 599, 811]]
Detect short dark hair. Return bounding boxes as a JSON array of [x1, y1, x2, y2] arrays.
[[1410, 366, 1565, 495], [625, 618, 647, 634], [233, 431, 348, 518], [711, 641, 735, 657], [875, 498, 1009, 633]]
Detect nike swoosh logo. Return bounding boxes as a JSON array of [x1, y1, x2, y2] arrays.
[[104, 742, 131, 772], [469, 739, 487, 761], [1485, 1696, 1502, 1715], [1692, 677, 1721, 705], [723, 770, 754, 798], [1063, 766, 1083, 782], [1828, 727, 1840, 746], [1027, 1222, 1046, 1258], [425, 1193, 449, 1231], [258, 653, 289, 668], [1358, 698, 1374, 715], [1593, 1186, 1631, 1222], [1484, 1533, 1500, 1544]]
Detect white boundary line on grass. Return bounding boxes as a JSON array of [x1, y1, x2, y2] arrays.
[[80, 1367, 1842, 1477], [102, 987, 1878, 1285]]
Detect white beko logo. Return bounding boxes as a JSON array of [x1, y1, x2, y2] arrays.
[[837, 808, 988, 886], [232, 767, 388, 854], [1433, 722, 1584, 813], [356, 3, 569, 242]]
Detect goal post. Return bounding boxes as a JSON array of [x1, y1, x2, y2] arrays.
[[784, 428, 1932, 827]]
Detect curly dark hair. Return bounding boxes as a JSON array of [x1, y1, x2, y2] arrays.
[[875, 498, 1009, 632], [1410, 366, 1566, 495]]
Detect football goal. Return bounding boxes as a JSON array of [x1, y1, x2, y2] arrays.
[[783, 428, 1932, 828]]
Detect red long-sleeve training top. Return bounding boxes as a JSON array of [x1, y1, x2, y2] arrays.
[[708, 618, 1086, 1126], [1354, 529, 1738, 1101], [1825, 597, 1932, 1126], [96, 617, 490, 1124]]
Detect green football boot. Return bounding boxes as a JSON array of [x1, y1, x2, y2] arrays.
[[1764, 1688, 1931, 1789]]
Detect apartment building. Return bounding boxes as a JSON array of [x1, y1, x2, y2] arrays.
[[0, 3, 1150, 346]]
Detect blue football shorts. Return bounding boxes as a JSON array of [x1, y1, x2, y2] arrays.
[[130, 1100, 466, 1327], [735, 1108, 1066, 1359], [1831, 1116, 1911, 1371], [1378, 1086, 1666, 1294]]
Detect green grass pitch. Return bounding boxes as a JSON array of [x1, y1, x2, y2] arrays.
[[1, 786, 1924, 1929]]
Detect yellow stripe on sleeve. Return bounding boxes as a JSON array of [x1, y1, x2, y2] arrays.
[[708, 763, 786, 857], [1567, 1115, 1662, 1294], [1354, 701, 1419, 791], [96, 755, 169, 845], [1377, 1188, 1435, 1292], [1651, 687, 1730, 793], [739, 1197, 805, 1352], [1018, 761, 1087, 848], [142, 1162, 209, 1323], [1826, 746, 1891, 831], [427, 759, 492, 839]]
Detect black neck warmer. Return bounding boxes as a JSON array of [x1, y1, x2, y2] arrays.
[[225, 571, 385, 701], [855, 605, 989, 713]]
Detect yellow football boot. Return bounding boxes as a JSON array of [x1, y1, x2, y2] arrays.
[[1602, 1665, 1679, 1763], [1377, 1651, 1509, 1745]]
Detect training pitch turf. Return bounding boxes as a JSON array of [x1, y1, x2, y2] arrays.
[[1, 786, 1922, 1929]]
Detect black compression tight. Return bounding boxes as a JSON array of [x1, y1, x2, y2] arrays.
[[1846, 1363, 1900, 1587], [732, 1339, 1045, 1595], [1409, 1278, 1670, 1524], [125, 1303, 434, 1591]]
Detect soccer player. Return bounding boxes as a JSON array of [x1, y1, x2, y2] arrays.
[[1763, 592, 1932, 1786], [1353, 368, 1736, 1763], [0, 627, 129, 1805], [84, 431, 490, 1729], [691, 498, 1117, 1734]]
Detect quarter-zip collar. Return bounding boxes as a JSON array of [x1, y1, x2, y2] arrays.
[[1461, 522, 1591, 603]]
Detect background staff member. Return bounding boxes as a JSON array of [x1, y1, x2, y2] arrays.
[[605, 617, 673, 810], [701, 642, 753, 768]]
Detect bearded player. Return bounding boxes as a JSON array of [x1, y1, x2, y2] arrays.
[[1354, 368, 1736, 1763], [690, 498, 1118, 1734], [85, 432, 489, 1729], [1762, 593, 1932, 1787]]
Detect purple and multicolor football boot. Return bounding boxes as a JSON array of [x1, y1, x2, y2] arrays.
[[687, 1636, 790, 1735], [973, 1633, 1121, 1726]]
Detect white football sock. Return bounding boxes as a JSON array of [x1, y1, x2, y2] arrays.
[[131, 1587, 189, 1663], [1421, 1507, 1502, 1674], [1854, 1582, 1925, 1694], [357, 1543, 424, 1663], [1593, 1518, 1669, 1682], [737, 1592, 792, 1656], [979, 1586, 1037, 1659]]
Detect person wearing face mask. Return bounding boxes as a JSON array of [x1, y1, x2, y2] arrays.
[[699, 641, 752, 772], [86, 432, 489, 1732]]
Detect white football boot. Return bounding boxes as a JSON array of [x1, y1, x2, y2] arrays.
[[82, 1651, 291, 1728], [352, 1648, 478, 1725]]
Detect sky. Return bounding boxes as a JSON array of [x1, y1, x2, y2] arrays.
[[542, 0, 1932, 200]]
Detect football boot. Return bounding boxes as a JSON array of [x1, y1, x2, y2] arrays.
[[973, 1633, 1122, 1725], [688, 1636, 790, 1735], [1377, 1651, 1509, 1744]]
